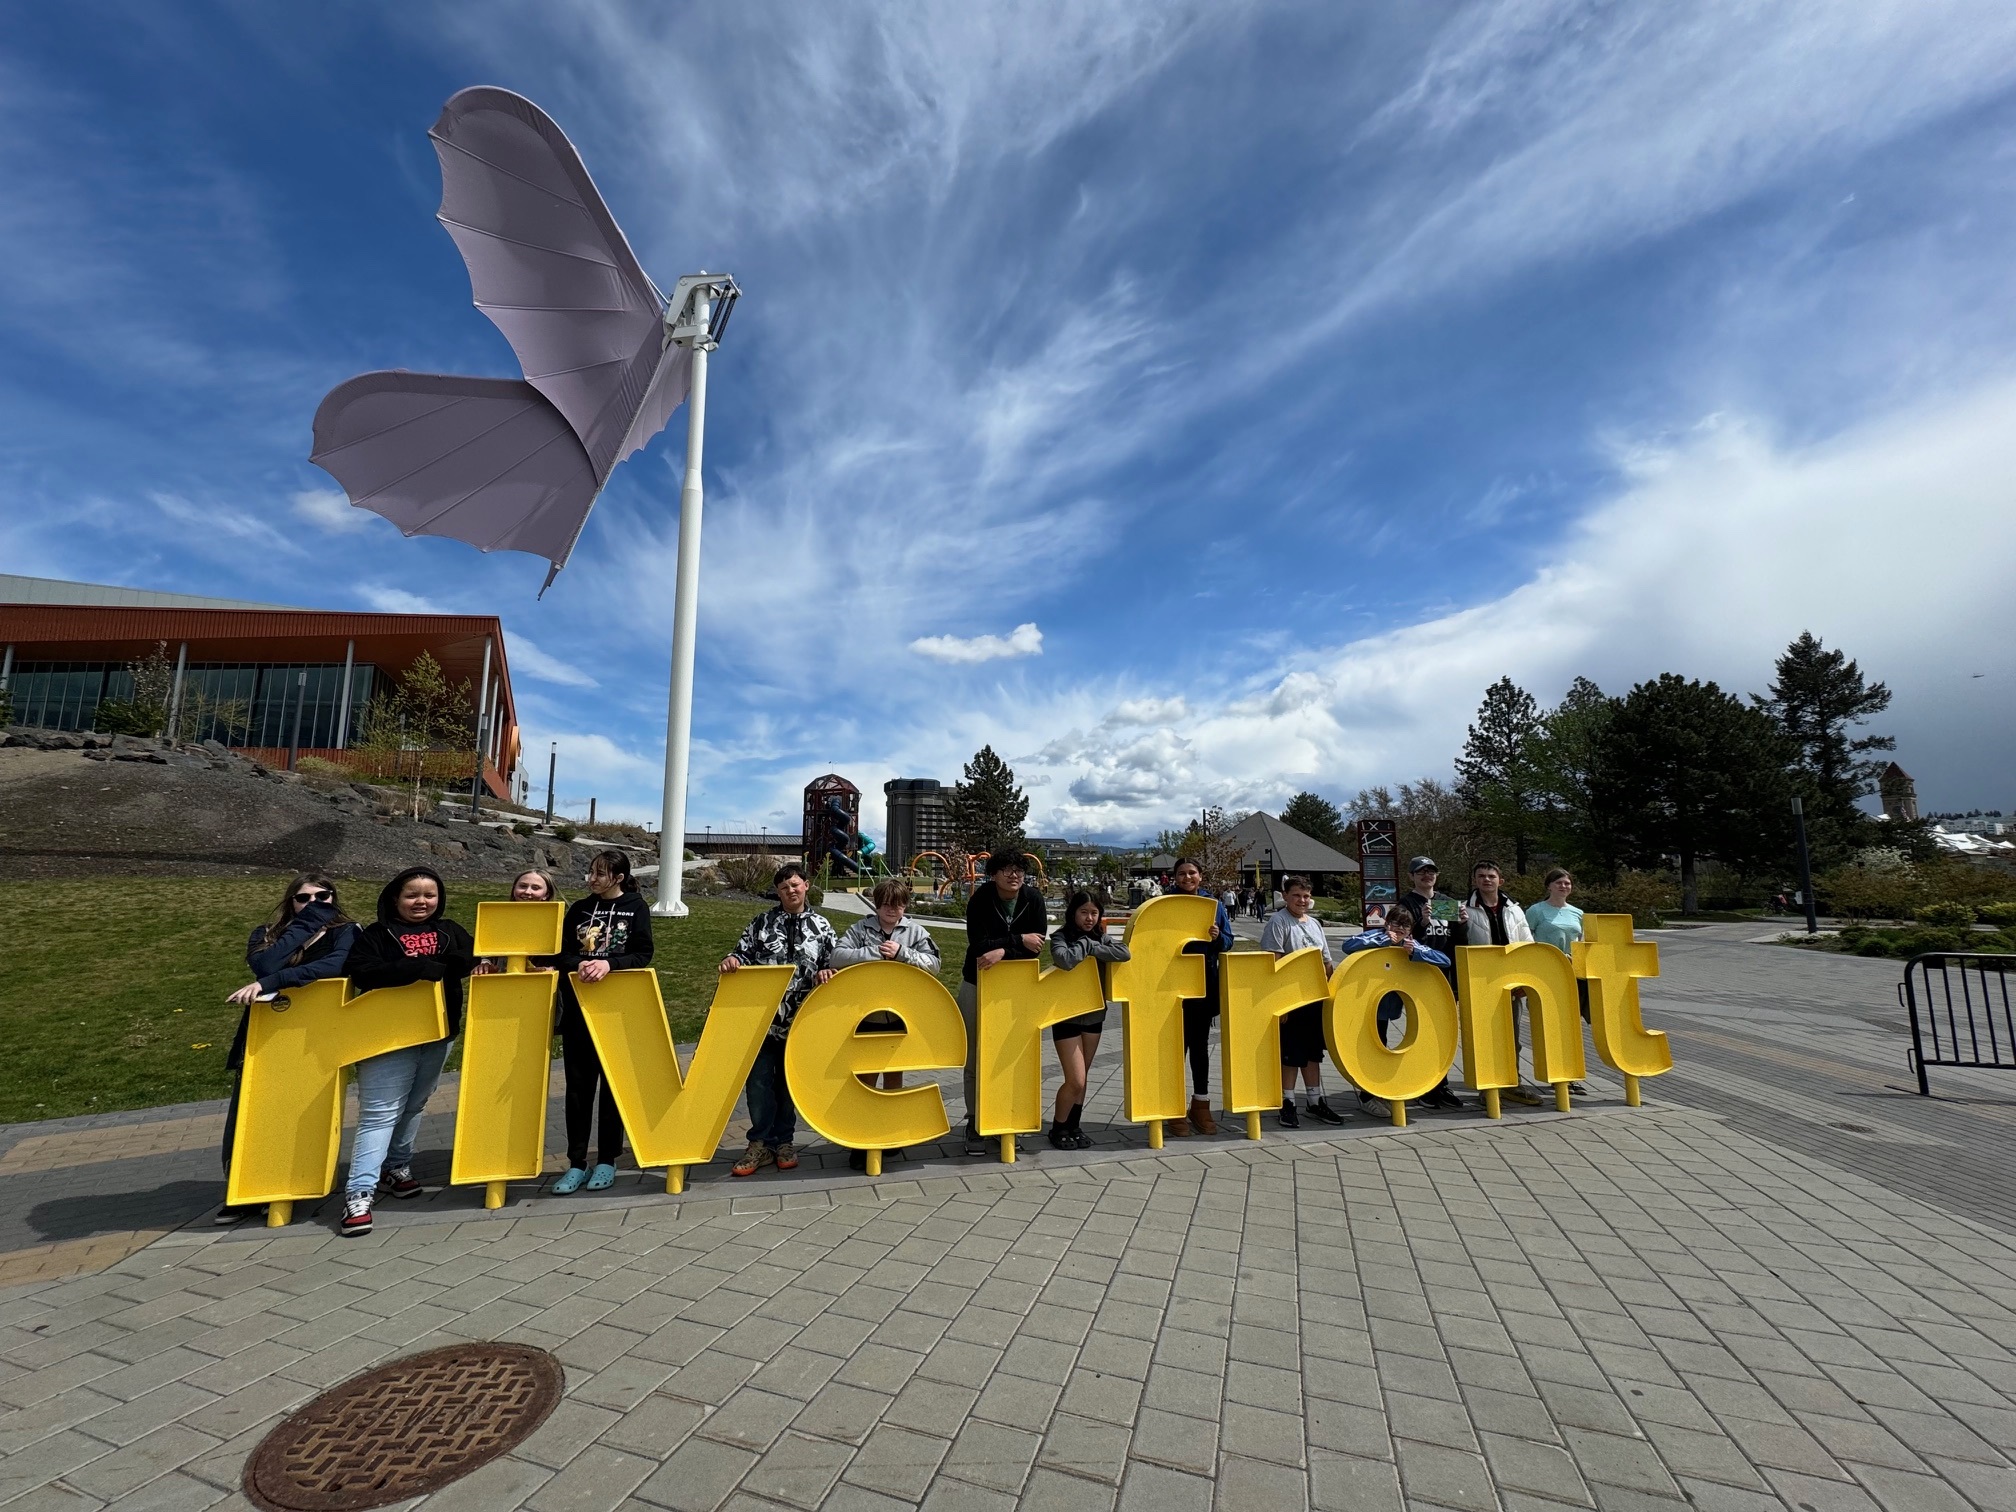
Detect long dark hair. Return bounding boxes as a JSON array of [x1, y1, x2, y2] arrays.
[[1059, 889, 1103, 943], [260, 870, 352, 949], [591, 849, 638, 894]]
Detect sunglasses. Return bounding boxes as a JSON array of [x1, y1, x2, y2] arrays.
[[294, 890, 333, 904]]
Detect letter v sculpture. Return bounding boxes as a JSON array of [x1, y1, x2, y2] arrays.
[[309, 87, 738, 917]]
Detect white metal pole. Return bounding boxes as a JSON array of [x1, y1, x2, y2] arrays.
[[334, 639, 355, 748], [654, 291, 711, 916]]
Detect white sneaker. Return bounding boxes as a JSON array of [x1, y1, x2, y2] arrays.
[[339, 1192, 374, 1236]]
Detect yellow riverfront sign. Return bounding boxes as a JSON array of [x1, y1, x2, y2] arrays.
[[228, 897, 1670, 1224]]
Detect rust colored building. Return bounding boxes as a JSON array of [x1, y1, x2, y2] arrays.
[[0, 575, 519, 797]]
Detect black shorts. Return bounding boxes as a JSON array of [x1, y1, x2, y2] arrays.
[[1051, 1009, 1109, 1042], [1280, 1003, 1326, 1066]]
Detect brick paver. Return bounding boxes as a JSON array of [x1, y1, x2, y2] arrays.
[[5, 1105, 2016, 1508]]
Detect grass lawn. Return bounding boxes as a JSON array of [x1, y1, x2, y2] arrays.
[[0, 877, 966, 1124]]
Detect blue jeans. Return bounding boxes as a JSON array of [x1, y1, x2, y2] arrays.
[[743, 1036, 796, 1148], [346, 1039, 450, 1195]]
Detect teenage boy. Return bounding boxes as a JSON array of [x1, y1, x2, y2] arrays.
[[1168, 856, 1231, 1135], [1461, 861, 1545, 1105], [1337, 907, 1451, 1119], [720, 863, 837, 1177], [1391, 857, 1466, 1111], [831, 878, 942, 1168], [960, 849, 1048, 1154], [1259, 875, 1348, 1127]]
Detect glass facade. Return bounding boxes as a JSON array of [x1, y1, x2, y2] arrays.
[[5, 660, 377, 747]]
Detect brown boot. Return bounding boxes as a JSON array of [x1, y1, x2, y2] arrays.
[[1189, 1098, 1218, 1136], [1167, 1114, 1192, 1137]]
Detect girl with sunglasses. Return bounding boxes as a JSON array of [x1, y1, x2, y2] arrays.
[[216, 872, 356, 1224]]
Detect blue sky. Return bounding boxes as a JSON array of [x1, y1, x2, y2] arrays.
[[4, 2, 2013, 842]]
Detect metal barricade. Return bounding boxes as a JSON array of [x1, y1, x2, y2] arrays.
[[1900, 952, 2016, 1095]]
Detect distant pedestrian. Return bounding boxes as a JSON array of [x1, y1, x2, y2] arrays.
[[721, 862, 836, 1177], [552, 851, 656, 1193], [1167, 857, 1230, 1135], [960, 849, 1048, 1154], [1260, 875, 1348, 1127], [217, 872, 356, 1224], [1047, 891, 1130, 1148], [338, 867, 475, 1236]]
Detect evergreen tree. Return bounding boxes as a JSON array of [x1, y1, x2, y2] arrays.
[[1754, 632, 1893, 845], [1280, 791, 1346, 848], [1525, 677, 1616, 873], [948, 745, 1029, 857], [1455, 677, 1543, 873], [1592, 675, 1795, 913]]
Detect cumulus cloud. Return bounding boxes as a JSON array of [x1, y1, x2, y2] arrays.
[[909, 622, 1044, 664], [291, 487, 368, 533]]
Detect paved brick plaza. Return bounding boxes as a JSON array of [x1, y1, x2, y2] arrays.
[[3, 924, 2014, 1510]]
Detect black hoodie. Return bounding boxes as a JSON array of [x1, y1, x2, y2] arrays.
[[346, 866, 476, 1036]]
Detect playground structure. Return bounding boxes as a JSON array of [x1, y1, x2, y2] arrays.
[[803, 774, 879, 878], [905, 848, 1048, 897]]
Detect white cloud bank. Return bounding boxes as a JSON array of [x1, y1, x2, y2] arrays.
[[291, 488, 368, 534], [981, 379, 2016, 836], [910, 622, 1044, 664]]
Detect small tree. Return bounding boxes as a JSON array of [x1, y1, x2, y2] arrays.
[[1754, 632, 1893, 864], [947, 745, 1029, 857], [349, 653, 474, 816], [94, 641, 177, 736]]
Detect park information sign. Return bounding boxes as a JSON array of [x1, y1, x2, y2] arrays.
[[227, 898, 1671, 1225]]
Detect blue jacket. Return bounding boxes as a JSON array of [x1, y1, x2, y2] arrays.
[[244, 902, 355, 992], [1180, 892, 1234, 991], [1338, 927, 1451, 968]]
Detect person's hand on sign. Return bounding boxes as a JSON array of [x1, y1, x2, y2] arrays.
[[720, 955, 742, 974], [1019, 933, 1044, 954], [472, 960, 497, 975], [816, 969, 836, 985], [579, 959, 612, 983], [226, 982, 264, 1007], [879, 937, 901, 959], [978, 948, 1006, 970]]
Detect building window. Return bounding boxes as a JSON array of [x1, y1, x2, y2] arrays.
[[6, 660, 376, 747]]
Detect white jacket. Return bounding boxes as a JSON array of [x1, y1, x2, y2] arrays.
[[1459, 896, 1533, 946]]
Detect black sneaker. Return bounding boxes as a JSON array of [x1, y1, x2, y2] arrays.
[[963, 1120, 987, 1156], [339, 1193, 373, 1237], [213, 1204, 253, 1227], [1421, 1086, 1465, 1111], [1279, 1097, 1300, 1129], [1047, 1124, 1073, 1149], [380, 1166, 424, 1200], [1307, 1098, 1348, 1126], [847, 1150, 868, 1172]]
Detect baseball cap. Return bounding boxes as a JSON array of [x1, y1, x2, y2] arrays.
[[1407, 856, 1438, 873]]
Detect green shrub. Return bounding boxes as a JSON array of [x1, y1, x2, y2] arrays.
[[1854, 937, 1893, 957], [1819, 861, 1918, 919], [1978, 902, 2016, 928], [1914, 901, 1975, 928], [554, 823, 577, 842], [91, 699, 163, 737], [1576, 870, 1678, 928]]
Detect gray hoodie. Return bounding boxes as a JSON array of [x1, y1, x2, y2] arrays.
[[831, 915, 943, 971]]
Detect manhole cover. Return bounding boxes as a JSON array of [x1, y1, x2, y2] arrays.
[[242, 1342, 562, 1510], [1831, 1121, 1876, 1134]]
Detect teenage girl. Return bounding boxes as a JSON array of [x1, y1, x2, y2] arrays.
[[337, 866, 475, 1235], [1046, 891, 1130, 1149], [473, 869, 563, 975], [551, 851, 655, 1193], [217, 871, 357, 1224]]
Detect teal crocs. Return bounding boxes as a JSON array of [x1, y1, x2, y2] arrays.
[[585, 1163, 617, 1191], [550, 1167, 587, 1195]]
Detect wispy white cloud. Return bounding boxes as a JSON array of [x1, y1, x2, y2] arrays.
[[909, 622, 1044, 664], [355, 584, 443, 614], [506, 630, 598, 689], [291, 487, 369, 534]]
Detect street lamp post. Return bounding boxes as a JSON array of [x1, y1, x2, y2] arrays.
[[1792, 796, 1819, 935]]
